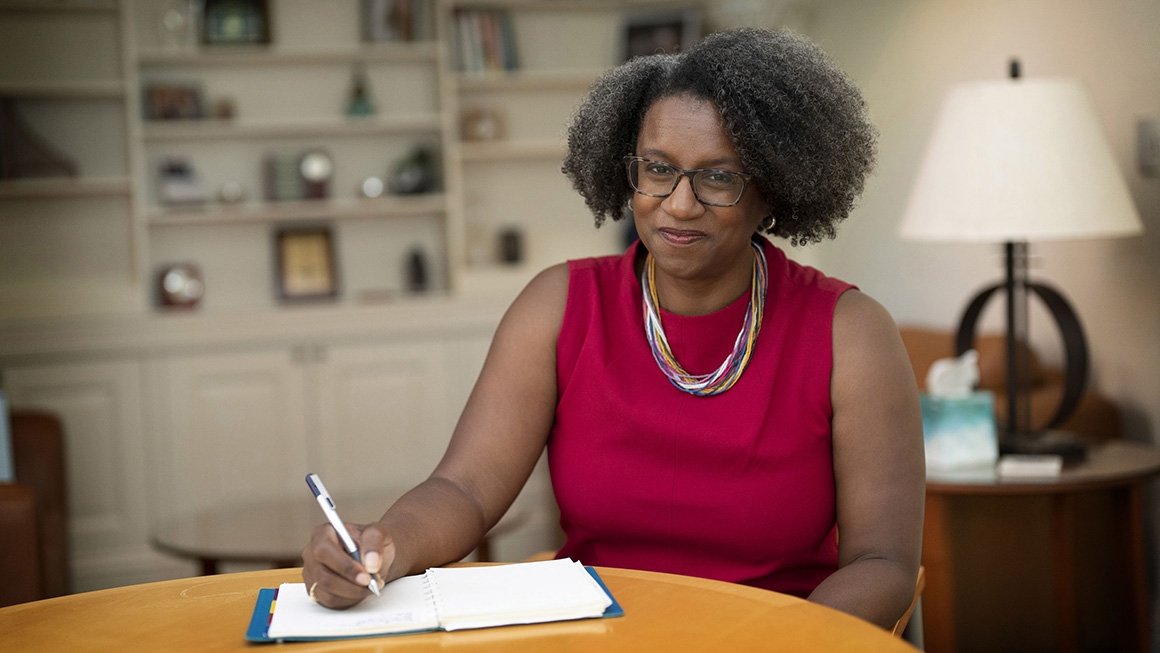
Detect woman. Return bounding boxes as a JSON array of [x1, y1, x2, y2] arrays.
[[303, 27, 924, 630]]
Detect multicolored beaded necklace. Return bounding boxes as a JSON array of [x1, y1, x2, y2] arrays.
[[641, 240, 767, 396]]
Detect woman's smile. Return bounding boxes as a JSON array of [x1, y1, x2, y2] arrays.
[[657, 227, 707, 246]]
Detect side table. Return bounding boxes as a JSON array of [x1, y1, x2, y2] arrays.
[[923, 440, 1160, 653]]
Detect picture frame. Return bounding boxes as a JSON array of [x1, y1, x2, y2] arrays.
[[620, 9, 701, 63], [143, 82, 204, 121], [202, 0, 271, 46], [361, 0, 433, 42], [274, 226, 338, 301], [460, 107, 505, 142]]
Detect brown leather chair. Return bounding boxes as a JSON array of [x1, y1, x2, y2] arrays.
[[0, 409, 70, 606]]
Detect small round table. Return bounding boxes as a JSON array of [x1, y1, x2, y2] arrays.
[[0, 566, 916, 651], [150, 493, 527, 574], [922, 440, 1160, 653]]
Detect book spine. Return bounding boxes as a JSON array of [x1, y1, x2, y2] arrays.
[[500, 11, 518, 71], [464, 10, 482, 72], [453, 9, 470, 71]]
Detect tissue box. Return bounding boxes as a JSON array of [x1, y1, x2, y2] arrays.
[[920, 391, 998, 471]]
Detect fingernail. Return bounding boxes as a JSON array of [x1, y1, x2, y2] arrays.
[[356, 571, 371, 586], [363, 551, 381, 574]]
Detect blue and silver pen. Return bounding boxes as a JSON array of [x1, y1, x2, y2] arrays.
[[305, 473, 381, 597]]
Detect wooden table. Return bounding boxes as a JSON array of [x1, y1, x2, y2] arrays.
[[150, 493, 527, 574], [0, 566, 916, 651], [922, 440, 1160, 653]]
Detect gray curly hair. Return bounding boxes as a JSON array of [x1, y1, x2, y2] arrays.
[[562, 27, 876, 246]]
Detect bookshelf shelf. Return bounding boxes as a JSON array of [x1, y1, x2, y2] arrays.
[[136, 42, 439, 67], [0, 80, 127, 99], [458, 140, 564, 162], [455, 69, 600, 93], [0, 176, 132, 200], [145, 194, 447, 227], [142, 115, 442, 142], [0, 0, 118, 12], [449, 0, 676, 9]]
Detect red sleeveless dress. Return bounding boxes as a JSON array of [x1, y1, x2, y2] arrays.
[[549, 237, 854, 598]]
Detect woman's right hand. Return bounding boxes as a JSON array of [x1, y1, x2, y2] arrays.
[[301, 520, 396, 609]]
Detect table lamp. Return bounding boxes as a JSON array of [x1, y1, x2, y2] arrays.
[[900, 61, 1143, 459]]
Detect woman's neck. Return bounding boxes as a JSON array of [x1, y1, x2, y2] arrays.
[[638, 243, 756, 317]]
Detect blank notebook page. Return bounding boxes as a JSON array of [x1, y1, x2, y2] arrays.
[[266, 575, 438, 639], [426, 559, 612, 631]]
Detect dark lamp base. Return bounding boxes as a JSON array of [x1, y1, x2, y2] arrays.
[[1000, 430, 1088, 463]]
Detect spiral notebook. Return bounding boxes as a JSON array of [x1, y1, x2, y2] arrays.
[[246, 558, 623, 642]]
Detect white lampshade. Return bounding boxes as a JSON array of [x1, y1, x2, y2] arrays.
[[900, 77, 1144, 242]]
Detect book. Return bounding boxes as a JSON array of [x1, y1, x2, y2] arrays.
[[246, 558, 623, 642], [451, 8, 518, 73], [996, 454, 1064, 478], [361, 0, 434, 42]]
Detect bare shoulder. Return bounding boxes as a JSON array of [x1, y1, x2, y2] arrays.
[[831, 289, 908, 366], [518, 263, 569, 309], [829, 288, 918, 426], [498, 262, 570, 338], [828, 288, 921, 469]]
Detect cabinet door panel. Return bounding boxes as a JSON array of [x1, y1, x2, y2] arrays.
[[315, 342, 450, 497], [156, 349, 310, 515]]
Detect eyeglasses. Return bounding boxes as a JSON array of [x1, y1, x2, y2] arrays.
[[624, 156, 753, 207]]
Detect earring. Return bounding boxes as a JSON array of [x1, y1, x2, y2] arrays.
[[761, 214, 776, 231]]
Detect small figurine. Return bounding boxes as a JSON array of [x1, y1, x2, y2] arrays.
[[345, 64, 376, 117]]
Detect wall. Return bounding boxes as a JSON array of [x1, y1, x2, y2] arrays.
[[791, 0, 1160, 645]]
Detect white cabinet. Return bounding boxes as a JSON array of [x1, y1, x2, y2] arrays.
[[314, 340, 454, 497], [149, 331, 487, 516], [0, 300, 526, 589], [1, 358, 175, 592], [150, 347, 312, 517]]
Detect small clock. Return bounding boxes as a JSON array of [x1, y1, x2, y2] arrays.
[[299, 149, 334, 199], [157, 263, 205, 309]]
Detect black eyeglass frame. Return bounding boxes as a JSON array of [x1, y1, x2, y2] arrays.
[[624, 155, 754, 207]]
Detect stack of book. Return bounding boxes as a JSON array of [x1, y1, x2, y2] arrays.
[[452, 8, 519, 73]]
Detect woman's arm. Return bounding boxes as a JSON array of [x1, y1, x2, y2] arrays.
[[807, 289, 925, 629], [303, 264, 569, 608]]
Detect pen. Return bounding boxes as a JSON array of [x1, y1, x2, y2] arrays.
[[305, 473, 381, 597]]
